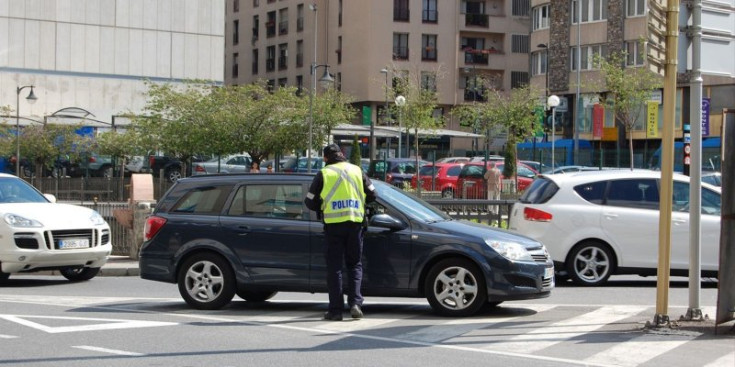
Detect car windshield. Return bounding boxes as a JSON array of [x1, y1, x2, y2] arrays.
[[373, 181, 450, 222], [419, 165, 438, 176], [0, 177, 48, 203]]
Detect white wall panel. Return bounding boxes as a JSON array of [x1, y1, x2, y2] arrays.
[[185, 0, 197, 33], [142, 30, 157, 77], [197, 0, 211, 35], [85, 25, 100, 73], [129, 0, 143, 29], [55, 22, 70, 70], [100, 0, 115, 26], [156, 31, 171, 78], [114, 28, 129, 74], [143, 0, 157, 30], [24, 20, 40, 70], [70, 0, 84, 23], [171, 32, 185, 78], [116, 0, 129, 28], [74, 77, 91, 112], [69, 24, 85, 72], [0, 17, 8, 66], [211, 35, 224, 80], [99, 27, 115, 74], [0, 0, 9, 17], [8, 0, 24, 18], [211, 0, 224, 36], [85, 0, 100, 25], [8, 19, 25, 67], [128, 29, 143, 76], [171, 0, 185, 33], [26, 0, 42, 20], [56, 0, 71, 23], [184, 33, 198, 77], [702, 39, 735, 76], [40, 0, 57, 21], [157, 0, 171, 32], [197, 35, 210, 79], [39, 21, 55, 70]]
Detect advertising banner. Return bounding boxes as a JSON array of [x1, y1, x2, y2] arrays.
[[593, 104, 604, 138], [647, 102, 660, 138], [702, 97, 710, 137]]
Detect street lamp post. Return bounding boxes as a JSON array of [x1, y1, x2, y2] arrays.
[[394, 95, 406, 158], [378, 68, 390, 162], [536, 43, 549, 162], [306, 3, 334, 173], [15, 85, 38, 177], [547, 95, 560, 170]]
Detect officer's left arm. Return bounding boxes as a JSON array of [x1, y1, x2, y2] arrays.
[[362, 173, 377, 203], [304, 172, 324, 212]]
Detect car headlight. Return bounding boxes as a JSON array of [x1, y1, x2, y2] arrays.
[[485, 239, 533, 262], [90, 212, 106, 226], [4, 213, 43, 228]]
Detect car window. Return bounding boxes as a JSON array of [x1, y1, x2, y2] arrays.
[[520, 177, 559, 204], [702, 187, 721, 215], [371, 161, 386, 174], [574, 181, 606, 204], [605, 179, 659, 210], [227, 184, 304, 219], [459, 165, 484, 179], [518, 165, 536, 178], [0, 177, 48, 203], [171, 185, 231, 214], [446, 166, 462, 176], [374, 182, 450, 222], [419, 166, 437, 176]]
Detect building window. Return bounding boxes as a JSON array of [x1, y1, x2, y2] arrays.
[[625, 41, 645, 66], [626, 0, 645, 17], [570, 44, 608, 70], [512, 0, 530, 16], [339, 0, 343, 26], [337, 36, 342, 64], [232, 53, 239, 78], [253, 0, 259, 7], [252, 49, 259, 74], [512, 34, 529, 53], [422, 34, 437, 61], [423, 0, 438, 23], [296, 75, 304, 95], [266, 11, 276, 37], [278, 43, 288, 70], [233, 20, 239, 45], [234, 0, 239, 12], [297, 4, 304, 32], [463, 1, 488, 27], [572, 0, 608, 24], [531, 50, 547, 76], [252, 15, 259, 41], [394, 0, 410, 22], [296, 40, 303, 67], [279, 8, 288, 35], [532, 4, 549, 30], [267, 79, 275, 92], [393, 33, 409, 60], [266, 46, 276, 72], [511, 71, 529, 88], [463, 75, 485, 102], [421, 72, 436, 92], [278, 78, 288, 87]]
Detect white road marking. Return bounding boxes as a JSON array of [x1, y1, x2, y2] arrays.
[[703, 351, 735, 367], [584, 335, 697, 367], [0, 315, 178, 333], [72, 345, 145, 356], [0, 334, 18, 339], [483, 305, 647, 354]]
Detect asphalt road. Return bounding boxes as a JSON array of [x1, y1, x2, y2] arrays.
[[0, 275, 732, 367]]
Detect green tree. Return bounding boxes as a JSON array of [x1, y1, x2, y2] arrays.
[[593, 49, 662, 169], [349, 135, 362, 167], [311, 87, 358, 151], [21, 123, 92, 180], [97, 127, 146, 177]]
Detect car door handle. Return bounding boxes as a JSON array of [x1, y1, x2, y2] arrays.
[[233, 225, 251, 235], [603, 213, 619, 219], [672, 219, 687, 225]]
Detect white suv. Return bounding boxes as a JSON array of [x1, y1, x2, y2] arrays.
[[509, 170, 721, 285], [0, 174, 112, 282]]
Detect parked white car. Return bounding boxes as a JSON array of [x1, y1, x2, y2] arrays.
[[0, 174, 112, 282], [509, 170, 721, 286], [192, 154, 252, 175]]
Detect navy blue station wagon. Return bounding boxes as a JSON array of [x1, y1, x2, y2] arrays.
[[139, 174, 554, 317]]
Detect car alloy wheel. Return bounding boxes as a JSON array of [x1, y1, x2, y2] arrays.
[[178, 253, 235, 310], [441, 189, 455, 199], [566, 241, 615, 286], [167, 168, 182, 182], [425, 258, 487, 317], [60, 267, 101, 281]]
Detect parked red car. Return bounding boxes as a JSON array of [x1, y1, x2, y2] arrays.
[[456, 161, 538, 198], [411, 162, 465, 198]]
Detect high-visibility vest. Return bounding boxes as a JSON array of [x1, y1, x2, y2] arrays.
[[320, 162, 366, 224]]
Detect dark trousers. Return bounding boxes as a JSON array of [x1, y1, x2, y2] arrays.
[[324, 221, 364, 313]]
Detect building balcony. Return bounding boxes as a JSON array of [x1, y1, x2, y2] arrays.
[[465, 13, 489, 28]]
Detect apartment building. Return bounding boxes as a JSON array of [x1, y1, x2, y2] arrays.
[[0, 0, 224, 128], [226, 0, 533, 156], [529, 0, 734, 158]]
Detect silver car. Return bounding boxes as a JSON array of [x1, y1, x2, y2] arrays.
[[192, 154, 252, 175]]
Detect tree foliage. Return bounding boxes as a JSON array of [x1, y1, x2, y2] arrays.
[[349, 135, 362, 167]]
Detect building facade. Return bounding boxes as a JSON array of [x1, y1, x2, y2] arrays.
[[0, 0, 224, 129], [226, 0, 533, 157], [529, 0, 734, 167]]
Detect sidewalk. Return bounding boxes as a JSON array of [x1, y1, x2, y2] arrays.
[[31, 256, 140, 277]]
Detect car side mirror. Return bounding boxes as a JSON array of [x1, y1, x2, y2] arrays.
[[44, 193, 57, 203], [369, 213, 407, 231]]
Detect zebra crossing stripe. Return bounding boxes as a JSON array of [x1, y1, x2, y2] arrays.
[[483, 305, 647, 354], [583, 336, 697, 367], [703, 352, 735, 367]]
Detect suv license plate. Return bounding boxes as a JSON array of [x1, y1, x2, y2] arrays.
[[60, 239, 90, 249]]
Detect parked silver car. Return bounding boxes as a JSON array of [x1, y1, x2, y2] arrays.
[[192, 154, 252, 175]]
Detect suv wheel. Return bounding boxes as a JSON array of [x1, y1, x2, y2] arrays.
[[178, 253, 235, 310], [236, 289, 278, 302], [166, 167, 182, 182], [60, 267, 101, 281], [566, 241, 615, 286], [441, 188, 455, 199], [424, 258, 487, 317]]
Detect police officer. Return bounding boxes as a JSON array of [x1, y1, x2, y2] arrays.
[[304, 144, 377, 321]]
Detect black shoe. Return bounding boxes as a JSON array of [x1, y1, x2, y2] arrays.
[[323, 312, 343, 321], [350, 304, 363, 319]]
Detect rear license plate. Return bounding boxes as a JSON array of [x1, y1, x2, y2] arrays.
[[544, 267, 554, 279], [59, 238, 90, 249]]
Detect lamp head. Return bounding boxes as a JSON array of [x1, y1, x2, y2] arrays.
[[318, 68, 334, 89], [26, 88, 38, 105], [395, 95, 406, 106], [547, 95, 560, 108]]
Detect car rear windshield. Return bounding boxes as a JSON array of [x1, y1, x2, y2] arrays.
[[458, 165, 485, 179], [419, 166, 438, 176], [518, 177, 558, 204]]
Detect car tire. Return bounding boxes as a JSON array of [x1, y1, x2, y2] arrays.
[[441, 188, 455, 199], [178, 253, 235, 310], [166, 167, 182, 183], [236, 289, 278, 302], [0, 267, 9, 282], [566, 241, 615, 286], [60, 267, 101, 281], [424, 258, 487, 317]]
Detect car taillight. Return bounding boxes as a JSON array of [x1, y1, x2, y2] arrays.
[[89, 156, 97, 163], [144, 216, 167, 241], [148, 156, 155, 168], [523, 207, 552, 222], [386, 173, 393, 182], [194, 165, 205, 172]]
